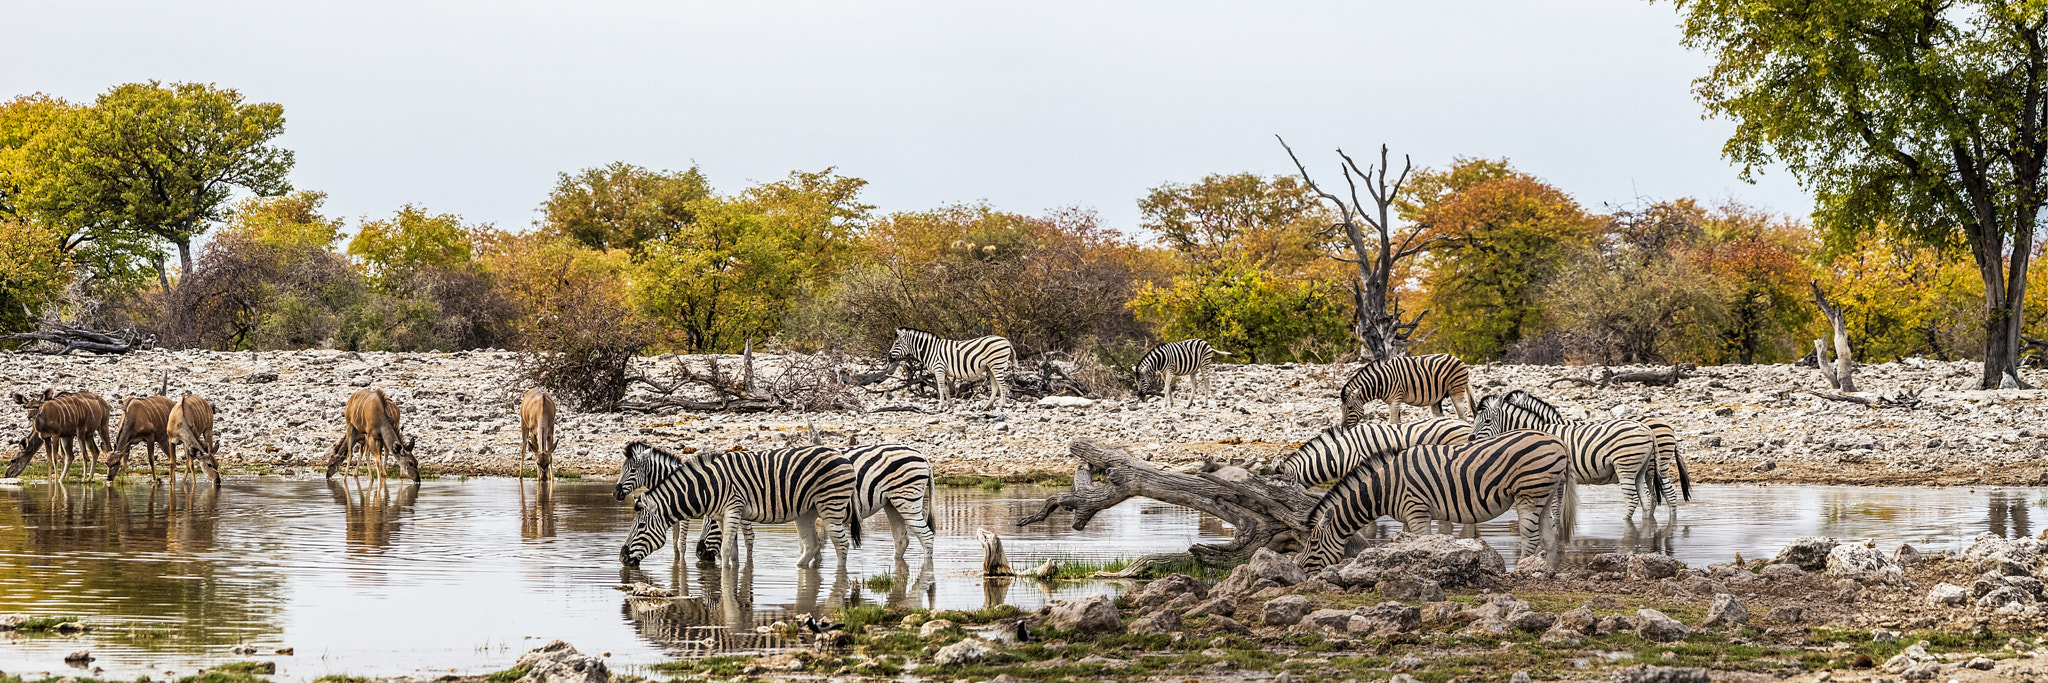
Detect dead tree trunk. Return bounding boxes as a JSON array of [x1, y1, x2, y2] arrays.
[[1017, 439, 1319, 575], [1279, 138, 1441, 360], [1810, 280, 1856, 392], [3, 311, 151, 355]]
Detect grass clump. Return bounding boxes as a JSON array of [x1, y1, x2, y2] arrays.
[[312, 676, 370, 683], [864, 571, 895, 592], [649, 656, 750, 677], [12, 615, 82, 632], [483, 664, 530, 682], [836, 604, 890, 629]]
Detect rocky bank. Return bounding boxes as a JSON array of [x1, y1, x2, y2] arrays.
[[5, 349, 2048, 485]]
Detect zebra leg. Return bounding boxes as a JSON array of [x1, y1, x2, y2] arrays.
[[1386, 396, 1403, 424], [674, 518, 693, 564], [795, 508, 822, 569], [884, 506, 910, 559], [935, 370, 952, 411], [719, 506, 745, 568], [743, 520, 756, 560], [985, 365, 1006, 411], [1514, 498, 1545, 559]]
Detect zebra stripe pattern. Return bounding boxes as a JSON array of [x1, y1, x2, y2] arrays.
[[1475, 390, 1691, 519], [1297, 430, 1574, 570], [698, 443, 937, 562], [1136, 339, 1228, 407], [1340, 354, 1474, 426], [889, 328, 1017, 410], [1276, 417, 1472, 488], [618, 442, 862, 569]]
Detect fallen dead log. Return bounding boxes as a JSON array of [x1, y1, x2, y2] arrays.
[[1548, 364, 1702, 389], [3, 313, 151, 355], [1806, 388, 1923, 409], [1017, 438, 1319, 572]]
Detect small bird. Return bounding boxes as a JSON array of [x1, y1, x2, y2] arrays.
[[1014, 621, 1035, 643], [801, 615, 841, 634]]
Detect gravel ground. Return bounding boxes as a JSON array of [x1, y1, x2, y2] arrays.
[[4, 349, 2048, 486]]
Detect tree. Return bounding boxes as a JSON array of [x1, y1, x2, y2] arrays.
[[1129, 258, 1353, 363], [0, 219, 72, 333], [1279, 139, 1436, 360], [1670, 1, 2048, 388], [1138, 173, 1330, 268], [1403, 166, 1601, 360], [539, 162, 711, 252], [347, 205, 478, 284], [14, 82, 292, 294]]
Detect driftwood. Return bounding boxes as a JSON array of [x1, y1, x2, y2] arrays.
[[3, 312, 151, 355], [1811, 281, 1857, 392], [1807, 387, 1923, 409], [977, 528, 1013, 576], [1548, 364, 1701, 389], [618, 343, 863, 413], [1017, 439, 1319, 575]]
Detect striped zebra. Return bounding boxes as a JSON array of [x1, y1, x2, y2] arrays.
[[617, 442, 862, 569], [1275, 417, 1472, 488], [695, 444, 938, 562], [1340, 353, 1474, 426], [1136, 339, 1230, 407], [888, 328, 1016, 410], [1476, 390, 1691, 519], [1296, 430, 1575, 570]]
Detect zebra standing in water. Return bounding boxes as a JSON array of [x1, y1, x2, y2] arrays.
[[1340, 354, 1474, 426], [1477, 390, 1691, 519], [617, 442, 862, 569], [1473, 393, 1659, 529], [1135, 339, 1230, 408], [1275, 417, 1472, 488], [693, 443, 938, 562], [888, 328, 1016, 410], [1296, 430, 1575, 570]]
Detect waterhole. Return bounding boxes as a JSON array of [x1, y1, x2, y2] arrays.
[[0, 477, 2036, 680]]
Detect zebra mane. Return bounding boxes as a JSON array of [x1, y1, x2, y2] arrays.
[[1504, 390, 1563, 420], [625, 440, 720, 488], [894, 327, 937, 338]]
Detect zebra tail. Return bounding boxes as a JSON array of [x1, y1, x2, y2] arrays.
[[1558, 461, 1579, 543], [925, 476, 938, 533], [1213, 349, 1233, 357], [849, 508, 864, 549], [1676, 448, 1693, 501]]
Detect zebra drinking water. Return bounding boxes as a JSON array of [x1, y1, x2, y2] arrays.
[[1135, 339, 1230, 407], [887, 328, 1016, 410], [1474, 390, 1691, 521], [1339, 354, 1474, 426], [1296, 430, 1575, 570], [1274, 417, 1472, 488], [694, 443, 938, 562], [617, 442, 862, 569]]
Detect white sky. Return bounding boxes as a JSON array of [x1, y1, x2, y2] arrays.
[[7, 1, 1811, 237]]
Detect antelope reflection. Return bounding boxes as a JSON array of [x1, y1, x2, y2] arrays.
[[326, 478, 418, 550], [518, 480, 556, 540]]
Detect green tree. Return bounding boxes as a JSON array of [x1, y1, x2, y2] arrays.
[[347, 205, 477, 284], [1405, 163, 1600, 361], [13, 82, 292, 292], [0, 219, 72, 333], [1129, 258, 1353, 363], [1138, 173, 1329, 268], [1669, 0, 2048, 388], [539, 162, 711, 252]]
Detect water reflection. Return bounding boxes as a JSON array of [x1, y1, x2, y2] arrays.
[[326, 478, 418, 551], [519, 481, 556, 540]]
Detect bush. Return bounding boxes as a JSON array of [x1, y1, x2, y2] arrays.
[[517, 282, 653, 412], [1129, 259, 1352, 364]]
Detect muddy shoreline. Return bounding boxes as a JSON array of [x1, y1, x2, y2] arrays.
[[5, 350, 2048, 487]]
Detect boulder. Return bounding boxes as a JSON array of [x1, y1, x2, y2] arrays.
[[513, 641, 609, 683], [1772, 537, 1838, 571], [934, 637, 998, 665], [1465, 594, 1532, 621], [1894, 543, 1923, 568], [1128, 608, 1181, 636], [1292, 608, 1357, 634], [1827, 543, 1905, 584], [1593, 552, 1683, 580], [1883, 641, 1937, 674], [1458, 617, 1512, 637], [1507, 610, 1557, 633], [1202, 615, 1252, 636], [1347, 602, 1421, 636], [1699, 594, 1749, 628], [1926, 582, 1969, 607], [1980, 586, 2033, 608], [1213, 549, 1307, 598], [1127, 574, 1208, 611], [1765, 605, 1804, 624], [1539, 628, 1584, 645], [1556, 607, 1596, 633], [1420, 601, 1464, 624], [1261, 595, 1313, 627], [1965, 532, 2045, 576], [1182, 595, 1237, 619], [919, 619, 959, 638], [1321, 533, 1504, 589], [1635, 608, 1690, 642], [1375, 575, 1446, 603], [1759, 564, 1806, 580], [1047, 593, 1121, 634]]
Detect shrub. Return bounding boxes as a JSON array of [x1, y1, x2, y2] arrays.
[[517, 281, 653, 412]]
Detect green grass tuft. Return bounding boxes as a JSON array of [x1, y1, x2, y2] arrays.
[[483, 664, 530, 683], [864, 571, 895, 592], [836, 604, 890, 628], [13, 615, 81, 632]]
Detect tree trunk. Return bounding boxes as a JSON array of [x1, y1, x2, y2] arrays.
[[1811, 281, 1856, 393], [1016, 439, 1319, 568]]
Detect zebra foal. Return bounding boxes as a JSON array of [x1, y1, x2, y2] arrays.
[[1340, 354, 1474, 426], [888, 328, 1016, 410], [618, 442, 862, 569], [1296, 430, 1575, 570], [1136, 339, 1229, 408], [1274, 417, 1472, 488]]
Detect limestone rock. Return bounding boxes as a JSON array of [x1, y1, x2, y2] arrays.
[[1182, 595, 1236, 619], [1826, 543, 1905, 584], [919, 619, 958, 638], [1593, 552, 1683, 580], [1765, 605, 1804, 624], [1128, 573, 1207, 611], [1321, 532, 1504, 589], [1375, 575, 1446, 603], [1292, 608, 1355, 634], [1893, 543, 1923, 568], [1635, 608, 1690, 642], [1213, 548, 1306, 598], [1202, 615, 1251, 636], [1508, 610, 1557, 632], [1965, 532, 2045, 576], [513, 640, 609, 683], [1883, 641, 1937, 674], [1699, 594, 1748, 628], [1556, 607, 1596, 633], [1539, 628, 1584, 645], [1759, 563, 1806, 579], [1046, 593, 1120, 634], [1128, 608, 1181, 636], [1773, 537, 1838, 571], [934, 637, 998, 665], [1347, 602, 1421, 636], [1261, 595, 1312, 627], [1457, 616, 1512, 637], [1926, 582, 1969, 607]]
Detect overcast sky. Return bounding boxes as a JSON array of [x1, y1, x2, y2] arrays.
[[6, 1, 1810, 237]]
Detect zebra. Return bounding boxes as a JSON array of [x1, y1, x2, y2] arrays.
[[617, 442, 862, 569], [1340, 353, 1474, 426], [1275, 417, 1472, 488], [887, 328, 1016, 410], [1475, 390, 1691, 519], [694, 444, 938, 562], [1296, 430, 1575, 571], [1135, 339, 1230, 407]]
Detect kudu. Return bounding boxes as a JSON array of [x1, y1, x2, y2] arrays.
[[8, 389, 112, 481], [108, 396, 175, 480], [167, 394, 222, 484], [325, 388, 421, 484], [519, 389, 558, 483]]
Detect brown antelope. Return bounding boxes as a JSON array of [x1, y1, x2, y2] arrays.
[[9, 390, 112, 481], [166, 394, 222, 485], [326, 388, 420, 484], [109, 396, 175, 480], [519, 389, 558, 482]]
